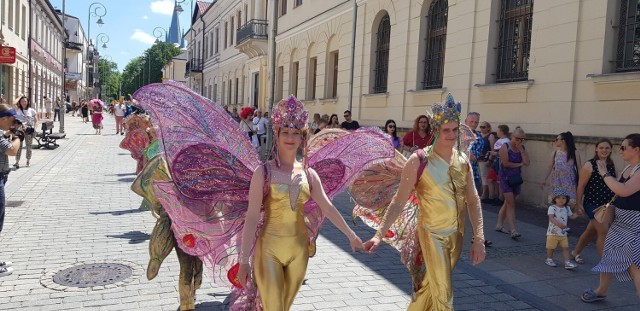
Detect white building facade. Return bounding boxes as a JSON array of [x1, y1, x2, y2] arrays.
[[0, 0, 30, 105], [57, 11, 88, 104]]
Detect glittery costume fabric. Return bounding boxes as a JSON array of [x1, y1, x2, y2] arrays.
[[133, 82, 396, 310]]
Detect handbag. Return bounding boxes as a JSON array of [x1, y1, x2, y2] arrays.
[[506, 174, 524, 187], [25, 126, 35, 135], [594, 163, 640, 225]]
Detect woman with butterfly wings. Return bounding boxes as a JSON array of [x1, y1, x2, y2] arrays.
[[132, 82, 396, 310]]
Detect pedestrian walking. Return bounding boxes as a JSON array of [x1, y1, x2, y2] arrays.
[[15, 96, 37, 168], [582, 133, 640, 303], [363, 94, 486, 311], [91, 104, 104, 135], [544, 131, 581, 206], [43, 95, 52, 119], [114, 101, 126, 135], [545, 190, 579, 269], [0, 104, 24, 277], [80, 101, 89, 123], [572, 139, 616, 263], [495, 127, 530, 240]]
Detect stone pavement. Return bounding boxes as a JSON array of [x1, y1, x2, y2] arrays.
[[0, 114, 638, 310]]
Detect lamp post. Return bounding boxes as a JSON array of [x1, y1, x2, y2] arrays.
[[100, 55, 112, 101], [175, 0, 193, 15], [153, 27, 168, 44], [95, 33, 109, 51], [87, 2, 107, 43]]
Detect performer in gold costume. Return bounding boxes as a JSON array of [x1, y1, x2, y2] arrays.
[[237, 98, 364, 310], [364, 94, 486, 311]]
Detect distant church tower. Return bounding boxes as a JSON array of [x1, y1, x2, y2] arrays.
[[167, 1, 183, 46]]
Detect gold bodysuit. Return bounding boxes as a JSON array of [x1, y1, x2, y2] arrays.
[[254, 175, 311, 311], [407, 152, 469, 311]]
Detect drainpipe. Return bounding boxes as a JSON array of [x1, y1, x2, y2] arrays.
[[200, 15, 205, 94], [348, 0, 358, 112], [265, 0, 279, 161], [60, 0, 67, 133], [28, 0, 33, 103]]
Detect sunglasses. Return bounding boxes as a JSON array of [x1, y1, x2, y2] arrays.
[[387, 125, 396, 128], [479, 125, 486, 129], [621, 145, 628, 151], [514, 137, 525, 142]]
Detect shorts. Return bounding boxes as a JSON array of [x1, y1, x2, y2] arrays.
[[487, 168, 498, 181], [583, 203, 598, 220], [546, 235, 569, 249], [478, 161, 490, 185], [499, 175, 521, 195]]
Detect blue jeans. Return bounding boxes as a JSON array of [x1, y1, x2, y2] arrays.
[[54, 108, 60, 121]]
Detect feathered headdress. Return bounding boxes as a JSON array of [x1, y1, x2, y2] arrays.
[[270, 95, 309, 129]]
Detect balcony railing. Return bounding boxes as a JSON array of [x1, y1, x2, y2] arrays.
[[237, 19, 268, 45], [186, 58, 203, 75]]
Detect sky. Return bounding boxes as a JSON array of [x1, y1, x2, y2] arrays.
[[50, 0, 193, 72]]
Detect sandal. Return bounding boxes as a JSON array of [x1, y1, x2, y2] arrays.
[[510, 231, 521, 239], [573, 253, 585, 264], [581, 289, 606, 303], [495, 227, 509, 234]]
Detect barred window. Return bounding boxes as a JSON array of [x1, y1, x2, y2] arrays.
[[617, 0, 640, 71], [422, 0, 448, 89], [373, 15, 391, 93], [496, 0, 533, 83]]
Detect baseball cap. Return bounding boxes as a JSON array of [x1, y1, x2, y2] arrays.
[[0, 109, 26, 123]]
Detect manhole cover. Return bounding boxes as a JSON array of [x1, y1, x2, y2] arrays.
[[52, 263, 133, 288]]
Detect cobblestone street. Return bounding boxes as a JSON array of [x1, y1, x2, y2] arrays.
[[0, 116, 638, 310]]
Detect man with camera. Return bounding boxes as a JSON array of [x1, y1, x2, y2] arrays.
[[0, 104, 24, 277]]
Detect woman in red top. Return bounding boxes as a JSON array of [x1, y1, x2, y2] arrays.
[[402, 115, 433, 154]]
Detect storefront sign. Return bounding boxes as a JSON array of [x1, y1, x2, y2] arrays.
[[0, 47, 16, 64]]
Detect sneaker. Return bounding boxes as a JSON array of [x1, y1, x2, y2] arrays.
[[0, 261, 12, 268], [545, 258, 557, 267], [565, 260, 577, 270], [0, 266, 13, 277]]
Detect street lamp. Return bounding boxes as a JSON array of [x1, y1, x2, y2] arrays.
[[175, 0, 193, 15], [153, 27, 168, 44], [87, 2, 107, 42], [96, 33, 109, 50]]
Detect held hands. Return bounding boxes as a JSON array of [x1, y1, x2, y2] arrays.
[[362, 236, 381, 253], [470, 241, 486, 265], [350, 235, 364, 252], [236, 263, 251, 288]]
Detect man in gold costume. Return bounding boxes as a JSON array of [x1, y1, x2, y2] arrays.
[[364, 94, 486, 310]]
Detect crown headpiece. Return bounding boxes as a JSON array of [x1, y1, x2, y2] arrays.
[[270, 95, 309, 129], [429, 93, 462, 128]]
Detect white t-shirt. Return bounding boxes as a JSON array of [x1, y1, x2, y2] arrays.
[[494, 137, 510, 150], [547, 204, 572, 236], [253, 116, 268, 135], [17, 108, 37, 127], [114, 104, 126, 117]]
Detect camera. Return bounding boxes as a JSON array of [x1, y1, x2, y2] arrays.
[[9, 119, 25, 142]]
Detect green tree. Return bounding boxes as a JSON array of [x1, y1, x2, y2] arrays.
[[97, 58, 119, 102], [121, 42, 182, 97]]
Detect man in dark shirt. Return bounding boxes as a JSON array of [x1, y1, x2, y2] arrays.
[[341, 110, 360, 130], [0, 104, 23, 278]]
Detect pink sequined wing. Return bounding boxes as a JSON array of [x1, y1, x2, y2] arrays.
[[119, 128, 150, 174], [133, 81, 259, 201], [303, 128, 396, 253]]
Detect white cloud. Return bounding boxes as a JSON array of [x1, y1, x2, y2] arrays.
[[142, 15, 149, 20], [150, 0, 174, 15], [130, 29, 156, 45]]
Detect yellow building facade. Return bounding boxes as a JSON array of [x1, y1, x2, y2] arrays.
[[272, 0, 640, 206]]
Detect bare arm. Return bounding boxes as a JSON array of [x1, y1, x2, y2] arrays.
[[307, 169, 361, 250], [575, 162, 592, 210], [548, 214, 566, 229], [521, 146, 530, 166], [238, 165, 265, 264], [598, 162, 640, 197], [364, 153, 421, 252], [543, 150, 555, 182], [2, 136, 21, 156]]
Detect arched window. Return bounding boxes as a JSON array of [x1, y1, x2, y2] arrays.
[[496, 0, 533, 83], [617, 0, 640, 71], [373, 15, 391, 93], [422, 0, 448, 89]]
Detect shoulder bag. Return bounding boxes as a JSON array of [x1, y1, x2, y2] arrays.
[[593, 163, 640, 226]]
